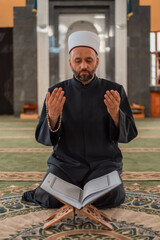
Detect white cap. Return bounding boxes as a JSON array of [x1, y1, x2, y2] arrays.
[[68, 31, 100, 54]]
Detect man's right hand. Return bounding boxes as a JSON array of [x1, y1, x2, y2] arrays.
[[46, 88, 66, 129]]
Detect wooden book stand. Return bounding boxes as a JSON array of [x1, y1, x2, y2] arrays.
[[43, 200, 113, 231]]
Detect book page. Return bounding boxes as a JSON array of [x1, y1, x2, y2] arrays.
[[82, 175, 109, 200], [41, 171, 121, 209], [52, 177, 82, 202], [82, 171, 121, 203], [41, 173, 82, 203]]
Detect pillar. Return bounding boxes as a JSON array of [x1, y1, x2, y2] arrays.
[[37, 0, 49, 114], [115, 0, 127, 93]]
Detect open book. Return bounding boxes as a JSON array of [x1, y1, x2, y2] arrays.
[[40, 170, 121, 209]]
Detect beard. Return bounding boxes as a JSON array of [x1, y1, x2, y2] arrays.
[[70, 65, 97, 83]]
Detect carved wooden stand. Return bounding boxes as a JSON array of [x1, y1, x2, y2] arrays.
[[43, 203, 113, 231]]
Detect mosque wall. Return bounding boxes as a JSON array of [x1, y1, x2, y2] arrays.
[[10, 0, 150, 116], [13, 0, 37, 116], [127, 0, 150, 116]]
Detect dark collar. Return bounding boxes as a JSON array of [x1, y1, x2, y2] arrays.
[[71, 75, 98, 88]]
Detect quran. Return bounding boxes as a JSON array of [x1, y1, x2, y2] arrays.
[[41, 170, 121, 209]]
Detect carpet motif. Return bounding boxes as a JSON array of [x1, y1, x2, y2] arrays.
[[1, 172, 160, 181], [0, 195, 42, 221], [0, 183, 40, 198], [1, 135, 160, 139], [1, 128, 35, 130], [0, 193, 160, 239], [0, 172, 160, 197], [0, 136, 34, 139], [138, 127, 160, 130], [0, 193, 159, 221], [121, 148, 160, 152], [0, 172, 45, 181], [120, 192, 160, 215], [0, 117, 160, 238], [123, 182, 160, 195], [122, 172, 160, 180], [0, 182, 159, 197], [137, 135, 160, 138], [1, 148, 160, 152], [5, 218, 160, 240]]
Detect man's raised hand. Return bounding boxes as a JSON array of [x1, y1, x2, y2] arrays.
[[46, 88, 66, 129], [104, 90, 120, 128]]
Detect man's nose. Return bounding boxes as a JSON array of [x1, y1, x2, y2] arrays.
[[80, 61, 87, 69]]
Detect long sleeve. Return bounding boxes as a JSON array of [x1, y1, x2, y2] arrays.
[[35, 99, 60, 147], [33, 77, 136, 175], [118, 86, 138, 143], [110, 85, 138, 143]]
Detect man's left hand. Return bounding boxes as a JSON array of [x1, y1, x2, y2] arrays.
[[104, 90, 120, 128]]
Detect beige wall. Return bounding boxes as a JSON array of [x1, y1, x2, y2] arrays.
[[0, 0, 26, 27], [140, 0, 160, 31]]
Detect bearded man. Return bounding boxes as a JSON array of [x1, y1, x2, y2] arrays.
[[22, 31, 137, 209]]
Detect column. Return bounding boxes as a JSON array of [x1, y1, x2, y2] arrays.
[[37, 0, 49, 115], [115, 0, 127, 93]]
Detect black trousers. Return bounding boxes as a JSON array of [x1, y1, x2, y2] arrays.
[[22, 164, 125, 209]]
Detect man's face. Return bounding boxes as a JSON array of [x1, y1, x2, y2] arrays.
[[69, 47, 99, 85]]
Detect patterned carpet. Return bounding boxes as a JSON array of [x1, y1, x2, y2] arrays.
[[0, 116, 160, 239], [0, 192, 160, 239], [0, 171, 160, 181]]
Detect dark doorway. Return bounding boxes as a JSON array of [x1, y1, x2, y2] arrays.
[[0, 28, 13, 114]]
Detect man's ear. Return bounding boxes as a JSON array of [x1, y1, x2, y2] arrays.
[[96, 57, 99, 68], [69, 58, 71, 68]]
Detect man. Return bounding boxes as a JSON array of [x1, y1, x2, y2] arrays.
[[22, 31, 137, 209]]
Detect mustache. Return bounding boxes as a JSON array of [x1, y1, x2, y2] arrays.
[[79, 69, 90, 74]]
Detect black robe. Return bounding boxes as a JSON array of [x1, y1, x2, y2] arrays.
[[22, 76, 138, 208]]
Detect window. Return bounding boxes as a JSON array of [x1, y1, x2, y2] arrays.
[[150, 32, 160, 85]]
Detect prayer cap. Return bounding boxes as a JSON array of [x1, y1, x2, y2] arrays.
[[68, 31, 100, 54]]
